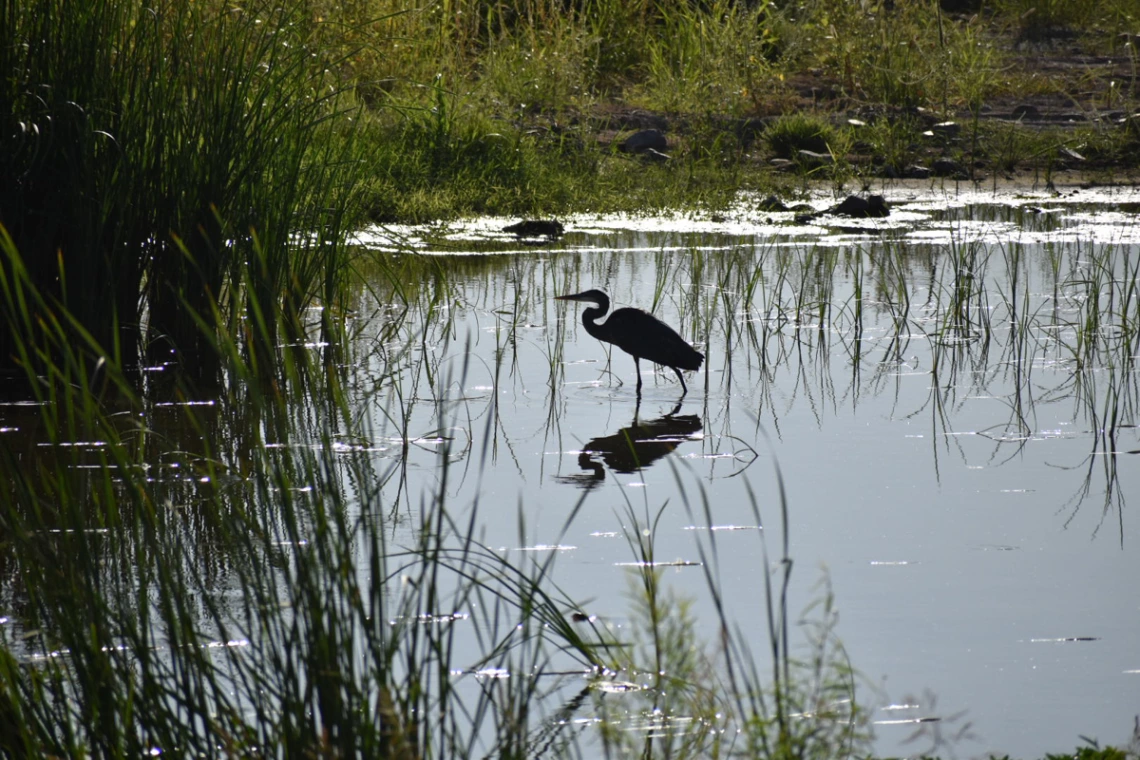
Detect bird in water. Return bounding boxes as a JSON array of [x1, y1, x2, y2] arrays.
[[555, 289, 704, 395]]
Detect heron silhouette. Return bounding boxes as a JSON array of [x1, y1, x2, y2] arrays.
[[556, 401, 703, 490], [555, 289, 704, 395]]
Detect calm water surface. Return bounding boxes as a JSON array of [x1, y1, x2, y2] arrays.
[[4, 184, 1139, 757], [355, 185, 1140, 757]]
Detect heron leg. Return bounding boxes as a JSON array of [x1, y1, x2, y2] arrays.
[[674, 367, 688, 395], [634, 357, 643, 395]]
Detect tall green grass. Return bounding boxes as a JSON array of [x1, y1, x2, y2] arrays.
[[0, 229, 607, 756], [0, 226, 880, 757], [1, 0, 367, 379]]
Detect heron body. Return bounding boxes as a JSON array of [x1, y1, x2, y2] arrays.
[[555, 289, 704, 395]]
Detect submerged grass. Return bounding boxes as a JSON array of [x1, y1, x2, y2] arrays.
[[0, 218, 882, 757], [4, 0, 1140, 754], [541, 210, 1140, 539]]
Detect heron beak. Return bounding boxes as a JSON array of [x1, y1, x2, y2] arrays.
[[555, 291, 602, 305]]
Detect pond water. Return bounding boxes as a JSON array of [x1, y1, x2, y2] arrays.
[[352, 184, 1140, 758], [3, 182, 1140, 757]]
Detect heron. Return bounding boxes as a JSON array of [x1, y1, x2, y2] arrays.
[[555, 289, 704, 395]]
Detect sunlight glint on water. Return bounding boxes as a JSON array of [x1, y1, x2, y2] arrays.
[[355, 185, 1140, 758]]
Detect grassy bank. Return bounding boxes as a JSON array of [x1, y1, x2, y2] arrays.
[[6, 0, 1140, 364], [4, 0, 1140, 756], [343, 0, 1140, 221], [1, 0, 369, 379]]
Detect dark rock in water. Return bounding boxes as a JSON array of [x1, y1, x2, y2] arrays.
[[932, 158, 964, 177], [794, 212, 820, 224], [1012, 104, 1041, 121], [503, 220, 564, 237], [829, 195, 889, 218], [620, 129, 668, 154], [757, 195, 790, 212]]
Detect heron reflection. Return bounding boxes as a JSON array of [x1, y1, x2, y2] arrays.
[[558, 402, 702, 489]]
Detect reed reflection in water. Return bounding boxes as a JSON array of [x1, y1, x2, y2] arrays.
[[4, 189, 1140, 758]]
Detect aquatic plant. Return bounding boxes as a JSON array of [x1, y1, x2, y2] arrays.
[[0, 218, 889, 759], [1, 0, 368, 379], [0, 229, 610, 756]]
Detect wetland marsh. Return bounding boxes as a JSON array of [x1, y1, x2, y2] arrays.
[[10, 0, 1140, 756], [352, 184, 1140, 757], [8, 182, 1139, 757]]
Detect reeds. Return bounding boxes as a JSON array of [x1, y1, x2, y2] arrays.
[[0, 228, 613, 755], [539, 214, 1138, 527], [1, 0, 368, 379], [1, 210, 901, 757]]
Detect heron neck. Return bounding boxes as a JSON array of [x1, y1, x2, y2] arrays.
[[581, 305, 607, 324], [581, 304, 609, 340]]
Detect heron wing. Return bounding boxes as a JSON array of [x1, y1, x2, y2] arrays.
[[602, 308, 704, 371]]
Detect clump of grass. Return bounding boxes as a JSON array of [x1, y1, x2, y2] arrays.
[[0, 231, 608, 756], [764, 113, 838, 159], [1, 0, 368, 378], [595, 487, 872, 760], [359, 80, 604, 222], [859, 113, 926, 175], [627, 0, 778, 116]]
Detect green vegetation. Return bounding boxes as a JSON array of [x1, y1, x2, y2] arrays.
[[1, 0, 368, 379], [4, 0, 1140, 756], [339, 0, 1140, 217], [0, 225, 875, 756]]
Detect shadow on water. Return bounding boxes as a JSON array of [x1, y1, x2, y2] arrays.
[[557, 401, 702, 489]]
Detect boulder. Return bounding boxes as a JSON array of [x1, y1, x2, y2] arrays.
[[829, 195, 889, 218], [503, 220, 564, 237], [758, 195, 790, 212], [932, 158, 964, 177], [620, 129, 668, 154]]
